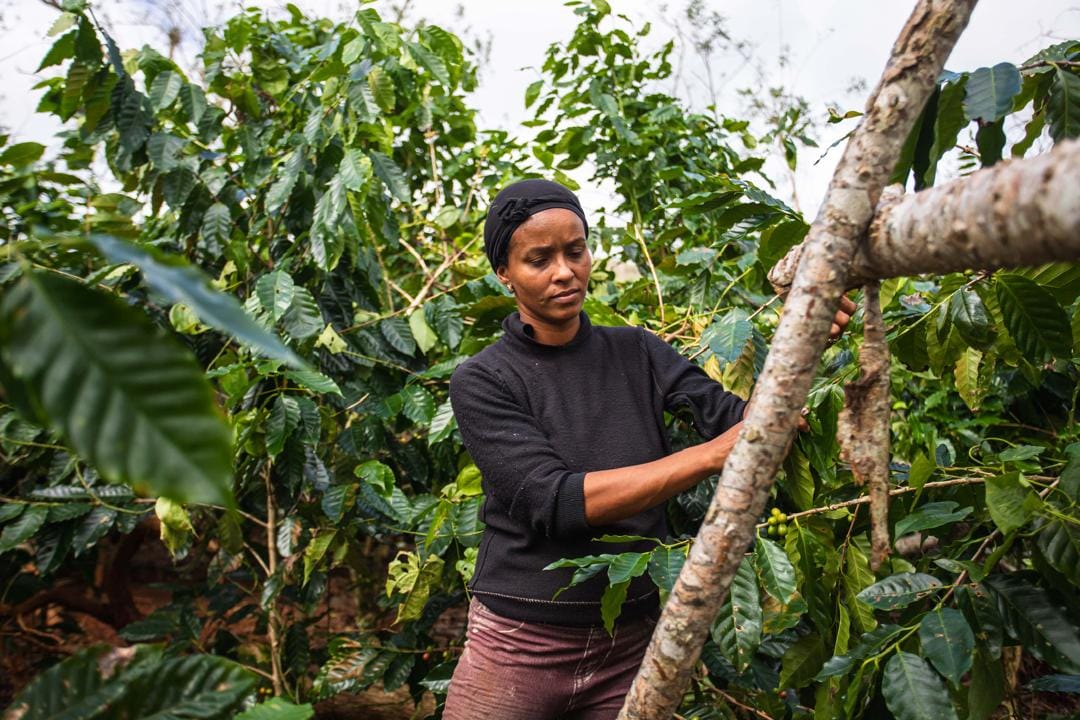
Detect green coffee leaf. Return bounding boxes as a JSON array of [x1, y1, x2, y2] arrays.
[[1038, 520, 1080, 588], [894, 501, 972, 538], [706, 309, 752, 364], [428, 399, 456, 446], [1027, 674, 1080, 693], [647, 545, 686, 596], [234, 698, 315, 720], [919, 607, 974, 686], [285, 368, 342, 396], [987, 574, 1080, 673], [882, 651, 959, 720], [607, 551, 650, 585], [995, 273, 1072, 359], [985, 472, 1040, 534], [380, 316, 416, 356], [409, 308, 438, 354], [0, 504, 48, 553], [0, 271, 233, 505], [963, 62, 1022, 122], [401, 385, 436, 425], [339, 148, 372, 191], [754, 537, 797, 603], [266, 395, 300, 457], [369, 150, 410, 202], [779, 634, 826, 690], [149, 70, 182, 110], [856, 572, 942, 610], [304, 530, 337, 585], [600, 579, 630, 635], [1048, 65, 1080, 141], [88, 236, 300, 366], [201, 203, 232, 247], [711, 556, 762, 672], [949, 287, 993, 348]]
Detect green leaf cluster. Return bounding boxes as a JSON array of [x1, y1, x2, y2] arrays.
[[0, 3, 1077, 717]]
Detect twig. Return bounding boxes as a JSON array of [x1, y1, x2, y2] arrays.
[[0, 436, 69, 452], [709, 687, 773, 720], [263, 463, 284, 697], [403, 237, 479, 315], [15, 614, 62, 649], [755, 477, 986, 529], [939, 478, 1060, 605], [460, 164, 485, 217], [132, 499, 268, 529], [386, 277, 416, 305], [75, 467, 143, 515], [427, 132, 443, 208], [237, 661, 276, 682], [747, 294, 781, 321], [397, 236, 430, 275], [633, 222, 665, 325], [1018, 59, 1080, 72], [339, 392, 371, 415], [837, 504, 861, 569], [244, 542, 271, 577]]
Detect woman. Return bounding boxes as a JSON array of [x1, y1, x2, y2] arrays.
[[443, 179, 852, 719]]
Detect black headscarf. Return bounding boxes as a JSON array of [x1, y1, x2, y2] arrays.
[[482, 179, 589, 270]]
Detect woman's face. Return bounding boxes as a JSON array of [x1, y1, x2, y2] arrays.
[[496, 208, 591, 327]]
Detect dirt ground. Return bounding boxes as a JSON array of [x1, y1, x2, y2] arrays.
[[0, 527, 466, 719]]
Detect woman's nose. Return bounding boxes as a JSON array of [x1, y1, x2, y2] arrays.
[[552, 255, 574, 280]]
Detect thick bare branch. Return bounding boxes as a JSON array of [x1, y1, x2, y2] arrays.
[[619, 2, 978, 717], [837, 282, 891, 570], [769, 139, 1080, 293]]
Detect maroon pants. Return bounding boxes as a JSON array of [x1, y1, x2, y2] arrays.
[[442, 598, 656, 720]]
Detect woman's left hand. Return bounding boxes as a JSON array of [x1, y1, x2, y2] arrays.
[[830, 295, 857, 340]]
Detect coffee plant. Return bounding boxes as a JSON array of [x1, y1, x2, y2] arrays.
[[0, 1, 1077, 718]]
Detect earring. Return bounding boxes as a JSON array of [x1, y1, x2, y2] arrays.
[[506, 284, 514, 294]]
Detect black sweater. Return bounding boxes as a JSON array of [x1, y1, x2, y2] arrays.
[[448, 311, 746, 626]]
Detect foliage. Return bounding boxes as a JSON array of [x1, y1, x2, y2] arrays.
[[4, 644, 258, 719], [0, 2, 1077, 718], [2, 1, 518, 709]]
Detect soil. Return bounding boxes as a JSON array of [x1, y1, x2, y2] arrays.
[[0, 525, 467, 719]]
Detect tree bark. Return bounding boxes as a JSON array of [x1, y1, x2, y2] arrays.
[[618, 2, 978, 717], [837, 282, 891, 571], [768, 138, 1080, 293]]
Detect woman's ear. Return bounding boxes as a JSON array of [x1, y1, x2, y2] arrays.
[[495, 264, 510, 287]]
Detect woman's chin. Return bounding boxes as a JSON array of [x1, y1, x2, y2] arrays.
[[546, 298, 584, 320]]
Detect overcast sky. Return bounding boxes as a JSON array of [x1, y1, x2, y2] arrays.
[[1, 1, 1077, 216]]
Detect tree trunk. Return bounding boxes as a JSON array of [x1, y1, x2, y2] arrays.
[[768, 138, 1080, 293], [618, 2, 979, 717]]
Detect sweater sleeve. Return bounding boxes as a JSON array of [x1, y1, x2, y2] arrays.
[[449, 360, 591, 539], [642, 329, 747, 439]]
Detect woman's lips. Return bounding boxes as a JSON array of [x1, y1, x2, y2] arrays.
[[550, 289, 581, 303]]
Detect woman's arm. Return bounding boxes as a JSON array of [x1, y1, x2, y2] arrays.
[[583, 420, 743, 526], [596, 295, 857, 526]]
